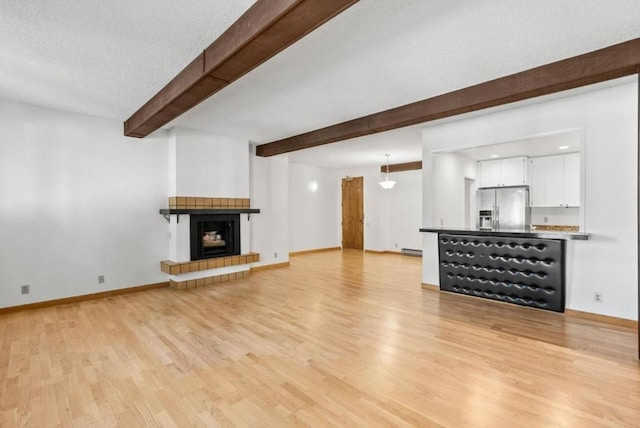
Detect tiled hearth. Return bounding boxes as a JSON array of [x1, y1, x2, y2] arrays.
[[169, 270, 251, 289], [161, 253, 260, 275], [161, 196, 259, 289], [163, 253, 260, 289]]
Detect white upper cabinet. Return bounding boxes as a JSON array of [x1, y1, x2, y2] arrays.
[[478, 159, 502, 187], [563, 152, 581, 207], [529, 153, 580, 207], [500, 157, 528, 186], [478, 156, 527, 187], [529, 155, 564, 207]]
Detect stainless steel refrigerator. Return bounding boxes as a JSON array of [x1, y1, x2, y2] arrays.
[[477, 186, 530, 230]]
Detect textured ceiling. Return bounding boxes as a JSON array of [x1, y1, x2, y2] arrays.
[[0, 0, 255, 119], [2, 0, 640, 168]]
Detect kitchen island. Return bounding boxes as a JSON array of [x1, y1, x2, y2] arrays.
[[419, 227, 589, 240], [420, 228, 589, 312]]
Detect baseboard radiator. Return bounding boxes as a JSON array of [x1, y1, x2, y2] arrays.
[[401, 248, 422, 257]]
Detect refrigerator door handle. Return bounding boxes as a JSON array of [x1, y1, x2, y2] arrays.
[[495, 204, 499, 229]]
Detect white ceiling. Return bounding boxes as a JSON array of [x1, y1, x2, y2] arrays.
[[0, 0, 256, 119], [287, 125, 424, 169], [453, 129, 582, 161], [2, 0, 640, 169]]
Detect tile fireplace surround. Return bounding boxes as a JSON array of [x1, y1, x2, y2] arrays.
[[161, 196, 259, 289], [169, 196, 250, 209]]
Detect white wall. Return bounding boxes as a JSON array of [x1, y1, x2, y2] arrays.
[[250, 149, 290, 267], [255, 153, 411, 263], [287, 163, 423, 254], [422, 78, 638, 320], [329, 165, 423, 252], [0, 100, 168, 308], [531, 207, 579, 226], [169, 127, 249, 197], [432, 152, 477, 228], [288, 163, 340, 252], [383, 169, 423, 252]]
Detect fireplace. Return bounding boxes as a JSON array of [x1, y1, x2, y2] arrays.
[[190, 214, 240, 261]]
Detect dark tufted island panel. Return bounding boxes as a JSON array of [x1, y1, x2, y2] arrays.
[[438, 234, 565, 312]]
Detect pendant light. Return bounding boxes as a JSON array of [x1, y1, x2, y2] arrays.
[[379, 153, 396, 190]]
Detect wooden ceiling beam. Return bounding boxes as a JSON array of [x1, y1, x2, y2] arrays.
[[256, 37, 640, 157], [124, 0, 360, 138], [380, 161, 422, 173]]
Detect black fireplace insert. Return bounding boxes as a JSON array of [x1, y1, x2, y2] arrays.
[[190, 214, 240, 261]]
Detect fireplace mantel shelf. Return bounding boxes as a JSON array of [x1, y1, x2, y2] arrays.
[[159, 208, 260, 223]]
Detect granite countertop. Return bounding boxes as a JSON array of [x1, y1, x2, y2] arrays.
[[419, 227, 589, 240]]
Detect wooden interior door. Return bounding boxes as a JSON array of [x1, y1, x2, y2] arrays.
[[342, 176, 364, 250]]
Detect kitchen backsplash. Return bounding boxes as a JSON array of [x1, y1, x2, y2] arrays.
[[530, 207, 579, 228], [531, 225, 579, 232]]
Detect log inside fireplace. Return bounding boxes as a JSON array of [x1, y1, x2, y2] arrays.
[[190, 214, 240, 261]]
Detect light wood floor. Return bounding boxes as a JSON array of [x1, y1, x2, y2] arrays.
[[1, 250, 639, 427]]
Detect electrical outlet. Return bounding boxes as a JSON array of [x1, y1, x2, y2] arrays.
[[21, 284, 30, 295], [544, 216, 549, 223], [98, 275, 105, 284], [593, 292, 603, 303], [395, 243, 398, 248], [274, 252, 278, 259]]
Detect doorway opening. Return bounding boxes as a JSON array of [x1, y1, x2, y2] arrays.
[[464, 178, 475, 228]]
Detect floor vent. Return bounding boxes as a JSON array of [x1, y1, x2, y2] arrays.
[[401, 248, 422, 257]]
